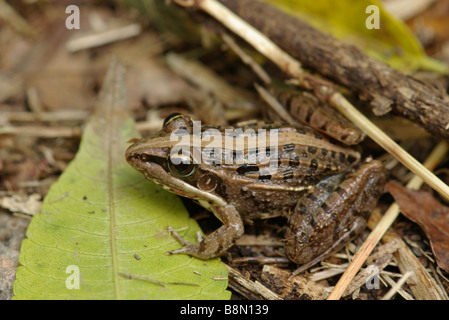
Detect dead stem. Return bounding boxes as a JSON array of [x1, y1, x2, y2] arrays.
[[226, 264, 282, 300]]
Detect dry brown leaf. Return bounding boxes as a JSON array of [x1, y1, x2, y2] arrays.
[[0, 193, 42, 216], [386, 181, 449, 272]]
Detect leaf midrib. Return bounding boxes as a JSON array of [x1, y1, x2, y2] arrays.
[[106, 98, 120, 300]]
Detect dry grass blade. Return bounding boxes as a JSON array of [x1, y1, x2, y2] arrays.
[[381, 229, 446, 300], [66, 23, 141, 52], [381, 271, 414, 300], [179, 0, 304, 79], [221, 33, 271, 85], [0, 0, 36, 38], [329, 94, 449, 202]]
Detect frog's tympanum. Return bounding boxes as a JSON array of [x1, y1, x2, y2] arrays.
[[126, 113, 386, 269]]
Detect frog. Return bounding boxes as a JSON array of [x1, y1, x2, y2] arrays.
[[125, 112, 387, 270]]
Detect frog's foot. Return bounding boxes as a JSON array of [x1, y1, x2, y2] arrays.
[[166, 226, 195, 246], [285, 160, 387, 269], [166, 205, 244, 260]]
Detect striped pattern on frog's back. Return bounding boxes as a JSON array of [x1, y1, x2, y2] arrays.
[[196, 120, 361, 186]]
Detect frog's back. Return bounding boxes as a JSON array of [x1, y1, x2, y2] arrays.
[[198, 121, 361, 219]]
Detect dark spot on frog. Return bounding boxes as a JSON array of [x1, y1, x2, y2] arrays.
[[283, 169, 294, 181], [307, 159, 318, 174], [347, 154, 357, 164], [320, 201, 329, 211], [245, 122, 257, 127], [321, 149, 328, 156], [258, 173, 271, 181], [283, 144, 295, 152], [289, 154, 300, 167], [237, 164, 259, 175], [307, 146, 316, 154], [83, 196, 87, 200]]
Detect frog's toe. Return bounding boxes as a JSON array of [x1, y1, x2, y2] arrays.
[[166, 246, 197, 256], [166, 226, 195, 246]]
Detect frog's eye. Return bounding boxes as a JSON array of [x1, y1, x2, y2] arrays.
[[163, 113, 183, 127], [162, 113, 193, 134], [167, 153, 197, 178]]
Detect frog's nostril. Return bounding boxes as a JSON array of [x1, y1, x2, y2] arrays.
[[125, 152, 137, 162]]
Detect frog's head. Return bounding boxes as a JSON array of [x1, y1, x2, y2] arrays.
[[125, 113, 226, 208]]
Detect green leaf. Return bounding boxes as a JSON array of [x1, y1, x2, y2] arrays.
[[261, 0, 447, 74], [13, 59, 230, 300]]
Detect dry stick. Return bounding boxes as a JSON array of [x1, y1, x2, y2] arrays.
[[182, 0, 305, 79], [0, 0, 36, 38], [219, 0, 449, 139], [329, 93, 449, 201], [183, 0, 449, 201], [327, 140, 449, 300], [226, 265, 283, 300]]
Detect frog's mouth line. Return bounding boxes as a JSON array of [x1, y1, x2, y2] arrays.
[[127, 155, 227, 208]]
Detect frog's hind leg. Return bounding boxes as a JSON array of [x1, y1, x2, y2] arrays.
[[285, 160, 387, 272]]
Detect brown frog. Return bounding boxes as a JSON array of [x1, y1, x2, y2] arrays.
[[126, 113, 386, 270]]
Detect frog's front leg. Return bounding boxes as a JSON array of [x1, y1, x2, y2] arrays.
[[167, 204, 244, 259], [285, 160, 387, 269]]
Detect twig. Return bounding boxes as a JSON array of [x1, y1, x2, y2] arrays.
[[66, 23, 141, 52], [381, 271, 414, 300], [179, 0, 449, 201], [382, 230, 445, 300], [176, 0, 304, 80], [329, 93, 449, 202], [219, 0, 449, 139], [0, 0, 36, 38], [226, 265, 283, 300]]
